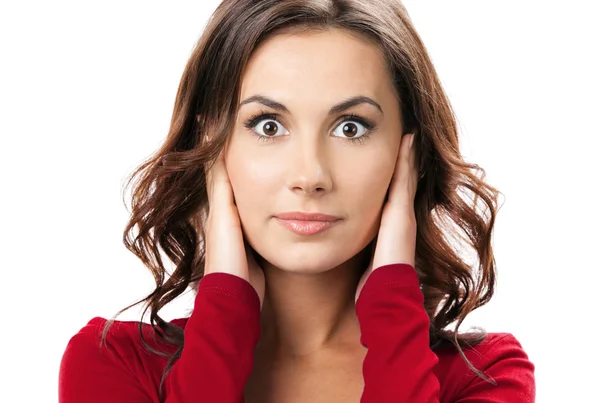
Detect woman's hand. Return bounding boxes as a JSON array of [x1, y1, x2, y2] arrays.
[[203, 140, 266, 309], [355, 133, 419, 303]]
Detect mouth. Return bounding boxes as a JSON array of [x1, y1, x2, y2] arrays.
[[273, 212, 342, 236]]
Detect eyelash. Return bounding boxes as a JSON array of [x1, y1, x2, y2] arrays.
[[242, 109, 378, 145]]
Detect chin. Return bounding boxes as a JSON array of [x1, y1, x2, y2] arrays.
[[250, 237, 368, 274], [262, 254, 344, 274]]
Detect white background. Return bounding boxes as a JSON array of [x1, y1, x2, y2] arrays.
[[1, 1, 598, 401]]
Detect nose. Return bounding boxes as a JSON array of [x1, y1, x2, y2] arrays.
[[286, 135, 333, 196]]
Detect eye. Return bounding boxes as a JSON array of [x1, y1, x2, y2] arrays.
[[243, 111, 377, 144], [332, 114, 377, 144], [332, 119, 368, 140], [244, 113, 290, 140]]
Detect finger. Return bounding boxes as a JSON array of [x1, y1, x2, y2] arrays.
[[209, 152, 234, 208], [387, 133, 413, 206], [409, 133, 418, 182], [203, 134, 214, 201], [401, 133, 419, 207], [204, 139, 234, 211], [401, 133, 417, 178], [403, 133, 418, 194]]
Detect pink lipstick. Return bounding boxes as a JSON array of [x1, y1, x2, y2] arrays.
[[274, 212, 341, 235]]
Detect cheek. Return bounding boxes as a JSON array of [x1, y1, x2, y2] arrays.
[[225, 145, 278, 230], [347, 154, 394, 209], [226, 137, 281, 190], [345, 154, 395, 232]]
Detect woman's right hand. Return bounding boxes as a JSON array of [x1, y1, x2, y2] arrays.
[[203, 141, 265, 310]]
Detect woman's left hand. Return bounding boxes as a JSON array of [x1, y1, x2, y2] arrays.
[[355, 132, 419, 304]]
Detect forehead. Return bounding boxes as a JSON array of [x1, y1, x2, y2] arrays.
[[240, 29, 394, 108]]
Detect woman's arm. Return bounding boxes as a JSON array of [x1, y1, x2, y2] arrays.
[[59, 272, 261, 403], [356, 263, 535, 403], [164, 272, 260, 402]]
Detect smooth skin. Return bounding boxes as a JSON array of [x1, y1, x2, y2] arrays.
[[203, 139, 267, 307], [203, 28, 420, 352], [202, 28, 419, 402], [204, 131, 417, 305]]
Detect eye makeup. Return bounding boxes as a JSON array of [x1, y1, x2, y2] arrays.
[[242, 109, 378, 145]]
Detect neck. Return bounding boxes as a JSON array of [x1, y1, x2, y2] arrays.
[[254, 247, 370, 359]]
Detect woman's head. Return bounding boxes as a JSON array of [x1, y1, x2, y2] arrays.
[[226, 27, 403, 274], [109, 0, 501, 397]]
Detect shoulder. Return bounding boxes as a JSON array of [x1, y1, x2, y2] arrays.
[[59, 316, 188, 398], [435, 332, 535, 401], [436, 331, 531, 365], [64, 315, 189, 346]]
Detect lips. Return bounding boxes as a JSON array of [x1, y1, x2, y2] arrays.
[[274, 212, 340, 222], [273, 212, 341, 235]]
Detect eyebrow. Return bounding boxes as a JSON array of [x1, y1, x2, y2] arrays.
[[239, 94, 384, 116]]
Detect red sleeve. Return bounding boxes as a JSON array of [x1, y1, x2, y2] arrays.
[[59, 272, 261, 403], [355, 263, 536, 403], [164, 272, 260, 402]]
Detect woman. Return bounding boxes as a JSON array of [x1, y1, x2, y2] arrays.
[[59, 0, 536, 402]]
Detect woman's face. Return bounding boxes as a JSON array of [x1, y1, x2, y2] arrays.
[[224, 28, 403, 273]]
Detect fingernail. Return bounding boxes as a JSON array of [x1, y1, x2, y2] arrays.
[[409, 134, 415, 148]]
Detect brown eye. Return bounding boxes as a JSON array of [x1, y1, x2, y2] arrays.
[[341, 122, 359, 138], [248, 117, 289, 139], [333, 120, 367, 140], [261, 121, 278, 137]]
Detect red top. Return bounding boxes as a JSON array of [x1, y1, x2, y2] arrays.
[[59, 264, 535, 402]]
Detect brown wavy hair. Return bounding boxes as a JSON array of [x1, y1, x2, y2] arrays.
[[100, 0, 502, 400]]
